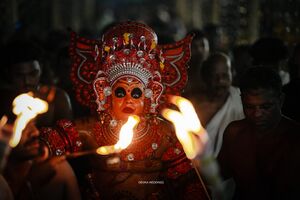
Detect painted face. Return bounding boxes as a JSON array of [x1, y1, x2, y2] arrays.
[[10, 60, 41, 92], [111, 77, 145, 120], [242, 89, 282, 131], [11, 120, 42, 161]]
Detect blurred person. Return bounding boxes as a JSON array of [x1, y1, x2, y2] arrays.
[[0, 116, 11, 172], [189, 53, 244, 157], [3, 118, 81, 200], [184, 29, 210, 96], [250, 37, 290, 85], [0, 116, 13, 200], [218, 66, 300, 199], [0, 102, 80, 200], [190, 30, 210, 66], [54, 47, 90, 119], [186, 53, 244, 200], [0, 174, 13, 200], [282, 43, 300, 122], [231, 44, 252, 87], [148, 4, 187, 42], [203, 24, 228, 53], [0, 39, 73, 127]]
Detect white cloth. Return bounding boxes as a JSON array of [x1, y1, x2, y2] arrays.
[[205, 86, 244, 157], [279, 70, 290, 85]]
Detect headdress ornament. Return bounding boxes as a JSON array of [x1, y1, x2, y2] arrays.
[[69, 21, 193, 114]]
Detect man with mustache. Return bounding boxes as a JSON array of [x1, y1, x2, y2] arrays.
[[217, 66, 300, 199], [2, 118, 81, 200], [0, 39, 73, 127], [187, 52, 244, 157]]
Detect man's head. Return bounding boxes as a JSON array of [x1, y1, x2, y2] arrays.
[[240, 66, 283, 131], [201, 52, 232, 96], [10, 120, 42, 161], [250, 37, 288, 70], [111, 77, 145, 120], [5, 40, 43, 92], [190, 29, 209, 65]]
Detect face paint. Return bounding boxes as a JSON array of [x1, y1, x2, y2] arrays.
[[131, 88, 143, 99], [115, 87, 126, 98], [111, 78, 145, 120], [114, 87, 143, 99]]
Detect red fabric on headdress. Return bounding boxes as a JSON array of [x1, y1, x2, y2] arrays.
[[69, 21, 194, 113]]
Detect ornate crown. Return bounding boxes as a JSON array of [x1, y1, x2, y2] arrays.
[[69, 21, 194, 113], [107, 62, 153, 86], [100, 22, 162, 87]]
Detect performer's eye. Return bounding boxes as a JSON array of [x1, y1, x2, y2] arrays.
[[131, 88, 142, 99], [115, 87, 126, 98]]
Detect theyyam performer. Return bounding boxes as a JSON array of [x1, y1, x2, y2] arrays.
[[40, 21, 212, 199]]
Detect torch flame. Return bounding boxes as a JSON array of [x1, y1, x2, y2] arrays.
[[96, 115, 140, 155], [115, 115, 140, 150], [10, 93, 48, 148], [162, 96, 208, 159]]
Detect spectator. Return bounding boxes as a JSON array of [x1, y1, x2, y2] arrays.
[[218, 66, 300, 199], [282, 43, 300, 122], [250, 37, 290, 85], [184, 29, 209, 96], [0, 116, 13, 200], [3, 119, 81, 200], [188, 52, 244, 157], [0, 39, 73, 127], [231, 44, 252, 87]]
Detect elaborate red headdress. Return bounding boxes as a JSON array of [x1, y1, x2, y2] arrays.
[[69, 21, 193, 114]]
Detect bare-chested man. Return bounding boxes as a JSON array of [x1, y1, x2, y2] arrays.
[[218, 66, 300, 199], [3, 119, 81, 200]]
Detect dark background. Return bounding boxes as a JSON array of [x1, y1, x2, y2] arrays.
[[1, 0, 299, 49]]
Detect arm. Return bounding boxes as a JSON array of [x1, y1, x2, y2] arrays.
[[0, 116, 12, 172], [29, 158, 81, 200], [217, 122, 236, 180], [54, 160, 81, 200], [0, 174, 13, 200]]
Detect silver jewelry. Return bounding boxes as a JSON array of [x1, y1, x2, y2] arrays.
[[144, 89, 153, 98], [104, 86, 112, 96]]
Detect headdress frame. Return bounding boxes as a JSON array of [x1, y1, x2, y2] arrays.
[[69, 21, 194, 114]]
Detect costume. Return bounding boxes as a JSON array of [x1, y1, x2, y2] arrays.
[[40, 21, 209, 199]]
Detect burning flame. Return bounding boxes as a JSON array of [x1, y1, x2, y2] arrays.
[[162, 95, 208, 159], [96, 115, 140, 155], [10, 93, 48, 148]]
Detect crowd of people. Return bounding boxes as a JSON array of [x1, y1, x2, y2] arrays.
[[0, 19, 300, 200]]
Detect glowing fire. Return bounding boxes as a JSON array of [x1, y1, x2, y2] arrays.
[[162, 95, 208, 159], [10, 93, 48, 148], [96, 115, 140, 155]]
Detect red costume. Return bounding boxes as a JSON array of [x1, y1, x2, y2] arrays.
[[40, 21, 209, 199]]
